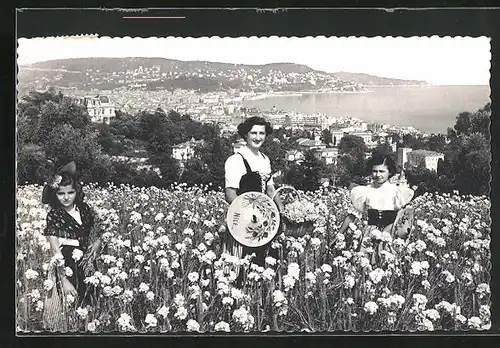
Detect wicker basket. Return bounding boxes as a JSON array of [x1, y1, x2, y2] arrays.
[[272, 186, 318, 238], [285, 220, 315, 238]]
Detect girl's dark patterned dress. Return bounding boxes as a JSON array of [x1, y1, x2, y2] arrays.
[[44, 202, 100, 306]]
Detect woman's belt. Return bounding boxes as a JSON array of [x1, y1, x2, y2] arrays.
[[58, 237, 80, 247], [367, 209, 397, 229]]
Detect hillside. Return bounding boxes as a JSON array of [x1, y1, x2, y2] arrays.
[[17, 57, 427, 95], [331, 71, 427, 86]]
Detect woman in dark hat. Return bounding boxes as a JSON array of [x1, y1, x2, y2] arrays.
[[41, 161, 102, 329], [223, 116, 285, 283]]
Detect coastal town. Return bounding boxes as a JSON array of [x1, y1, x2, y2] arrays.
[[17, 58, 448, 181], [67, 90, 444, 178]]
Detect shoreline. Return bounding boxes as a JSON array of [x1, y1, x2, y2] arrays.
[[244, 85, 437, 100], [245, 89, 373, 100]]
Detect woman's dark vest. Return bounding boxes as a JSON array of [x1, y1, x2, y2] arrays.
[[236, 153, 265, 195]]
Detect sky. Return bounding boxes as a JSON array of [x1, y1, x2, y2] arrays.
[[17, 36, 491, 85]]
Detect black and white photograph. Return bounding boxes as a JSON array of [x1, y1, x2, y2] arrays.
[[15, 31, 492, 333]]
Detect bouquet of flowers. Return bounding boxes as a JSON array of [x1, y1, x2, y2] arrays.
[[274, 186, 328, 237]]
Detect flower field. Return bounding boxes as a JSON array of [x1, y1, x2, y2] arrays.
[[16, 183, 491, 332]]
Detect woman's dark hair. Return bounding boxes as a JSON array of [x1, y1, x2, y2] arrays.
[[366, 153, 397, 177], [46, 172, 85, 209], [237, 116, 273, 139]]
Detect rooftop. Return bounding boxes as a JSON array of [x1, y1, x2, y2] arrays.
[[409, 149, 444, 156]]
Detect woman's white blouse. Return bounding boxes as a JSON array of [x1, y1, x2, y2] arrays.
[[349, 182, 414, 218], [224, 146, 273, 189]]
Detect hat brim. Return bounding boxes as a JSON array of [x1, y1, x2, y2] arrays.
[[58, 161, 76, 175], [41, 184, 53, 204]]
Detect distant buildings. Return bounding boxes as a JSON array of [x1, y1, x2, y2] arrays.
[[329, 128, 375, 147], [73, 95, 116, 124], [397, 147, 413, 169], [296, 138, 327, 150], [397, 147, 445, 172], [314, 147, 339, 165], [172, 138, 206, 162], [286, 149, 305, 164], [267, 111, 329, 129]]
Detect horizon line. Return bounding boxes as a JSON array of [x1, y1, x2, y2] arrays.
[[18, 56, 492, 86]]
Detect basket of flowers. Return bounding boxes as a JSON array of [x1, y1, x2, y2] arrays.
[[273, 186, 328, 238]]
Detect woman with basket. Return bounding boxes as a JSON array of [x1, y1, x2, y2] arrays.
[[41, 161, 103, 331], [337, 154, 415, 265], [222, 116, 285, 283]]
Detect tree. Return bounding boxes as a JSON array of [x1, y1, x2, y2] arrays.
[[202, 137, 234, 188], [17, 144, 52, 184], [284, 150, 324, 191], [371, 142, 394, 157], [391, 133, 401, 144], [34, 99, 90, 144], [405, 164, 439, 197], [96, 125, 126, 156], [262, 136, 287, 174], [321, 128, 333, 145], [338, 135, 367, 178], [109, 162, 164, 188], [137, 110, 167, 142], [150, 154, 181, 186], [453, 104, 490, 140], [338, 135, 367, 156], [454, 111, 473, 137], [43, 124, 112, 183], [402, 133, 424, 149], [180, 158, 210, 186], [425, 134, 446, 152], [454, 133, 491, 195]]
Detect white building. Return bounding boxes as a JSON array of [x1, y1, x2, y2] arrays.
[[296, 138, 327, 150], [330, 129, 374, 147], [74, 95, 116, 124], [285, 149, 305, 164], [397, 147, 413, 169], [314, 147, 339, 165], [406, 150, 445, 172], [172, 138, 205, 161]]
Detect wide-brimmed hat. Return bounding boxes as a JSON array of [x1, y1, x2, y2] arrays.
[[226, 191, 280, 248], [41, 161, 77, 204]]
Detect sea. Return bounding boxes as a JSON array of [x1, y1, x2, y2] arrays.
[[241, 85, 491, 134]]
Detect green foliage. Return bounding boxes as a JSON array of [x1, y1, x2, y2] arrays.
[[453, 103, 490, 140], [338, 135, 367, 180], [321, 129, 333, 145], [454, 133, 491, 195], [180, 158, 210, 187], [17, 144, 52, 184], [34, 99, 90, 144], [109, 163, 165, 188], [17, 88, 491, 197], [401, 133, 424, 149], [284, 150, 325, 191], [44, 124, 111, 183], [149, 154, 181, 186], [405, 103, 491, 196], [423, 134, 446, 152], [371, 142, 394, 157], [200, 137, 234, 189], [17, 89, 112, 185]]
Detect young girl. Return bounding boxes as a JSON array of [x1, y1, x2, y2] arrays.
[[338, 154, 414, 264], [223, 116, 285, 281], [42, 161, 102, 314]]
